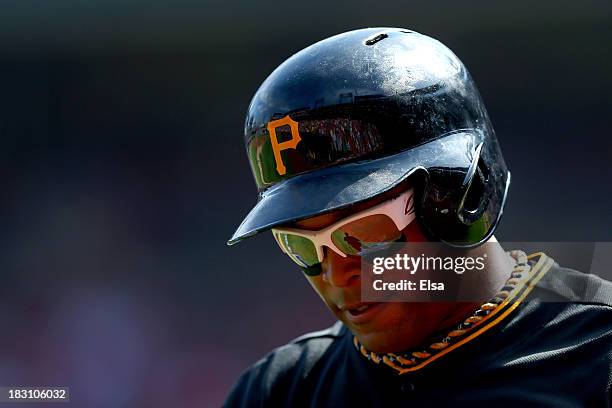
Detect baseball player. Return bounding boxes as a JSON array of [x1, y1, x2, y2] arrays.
[[224, 28, 612, 407]]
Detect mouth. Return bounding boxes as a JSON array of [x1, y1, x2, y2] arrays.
[[340, 302, 385, 325]]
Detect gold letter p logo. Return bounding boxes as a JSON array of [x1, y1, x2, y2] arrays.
[[267, 115, 302, 176]]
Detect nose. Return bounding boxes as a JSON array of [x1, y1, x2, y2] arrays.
[[321, 247, 361, 287]]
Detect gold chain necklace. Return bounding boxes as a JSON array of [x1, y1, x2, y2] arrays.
[[353, 250, 532, 372]]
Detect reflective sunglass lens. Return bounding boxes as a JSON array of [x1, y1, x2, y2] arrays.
[[331, 214, 402, 256], [276, 232, 320, 268]]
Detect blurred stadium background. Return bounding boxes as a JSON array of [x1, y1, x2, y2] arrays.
[[0, 1, 611, 406]]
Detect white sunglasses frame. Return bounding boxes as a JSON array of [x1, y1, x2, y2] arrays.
[[272, 188, 416, 266]]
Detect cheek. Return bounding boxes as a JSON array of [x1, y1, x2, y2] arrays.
[[304, 276, 335, 308], [403, 220, 429, 242], [304, 274, 322, 290]]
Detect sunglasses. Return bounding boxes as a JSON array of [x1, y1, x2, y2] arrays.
[[272, 189, 416, 276]]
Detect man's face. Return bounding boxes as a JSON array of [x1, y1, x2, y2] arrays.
[[290, 190, 465, 353]]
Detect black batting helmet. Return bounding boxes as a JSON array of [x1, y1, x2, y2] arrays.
[[228, 27, 510, 247]]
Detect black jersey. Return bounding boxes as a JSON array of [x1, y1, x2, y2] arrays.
[[225, 253, 612, 407]]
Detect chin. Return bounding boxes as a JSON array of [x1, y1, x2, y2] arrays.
[[347, 306, 433, 353]]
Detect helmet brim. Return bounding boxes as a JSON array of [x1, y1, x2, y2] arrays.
[[227, 130, 483, 245]]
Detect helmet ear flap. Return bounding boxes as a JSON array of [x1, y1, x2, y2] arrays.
[[414, 144, 497, 248], [405, 169, 437, 243], [458, 149, 490, 225]]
